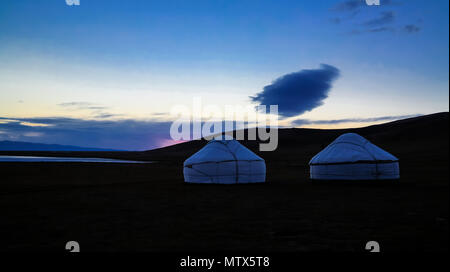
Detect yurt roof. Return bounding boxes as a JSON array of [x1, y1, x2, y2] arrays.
[[309, 133, 398, 165], [184, 139, 264, 167]]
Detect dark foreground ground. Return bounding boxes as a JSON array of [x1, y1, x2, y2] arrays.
[[0, 113, 448, 252]]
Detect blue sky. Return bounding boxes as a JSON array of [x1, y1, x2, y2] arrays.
[[0, 0, 448, 150]]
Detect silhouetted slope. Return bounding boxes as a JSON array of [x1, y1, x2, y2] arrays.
[[144, 112, 449, 162]]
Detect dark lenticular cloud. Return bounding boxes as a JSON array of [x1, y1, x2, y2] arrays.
[[250, 64, 340, 118]]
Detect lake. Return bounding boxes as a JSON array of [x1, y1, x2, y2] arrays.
[[0, 155, 150, 163]]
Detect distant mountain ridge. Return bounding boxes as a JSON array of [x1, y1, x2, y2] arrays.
[[0, 140, 121, 151]]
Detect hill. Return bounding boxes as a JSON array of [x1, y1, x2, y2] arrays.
[[144, 112, 449, 161]]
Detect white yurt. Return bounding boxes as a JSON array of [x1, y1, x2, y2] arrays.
[[309, 133, 399, 180], [183, 139, 266, 184]]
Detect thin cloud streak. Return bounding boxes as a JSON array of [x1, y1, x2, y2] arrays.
[[58, 102, 107, 110], [403, 24, 421, 33], [58, 101, 120, 119], [363, 11, 395, 26], [332, 0, 366, 12], [292, 114, 422, 126]]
